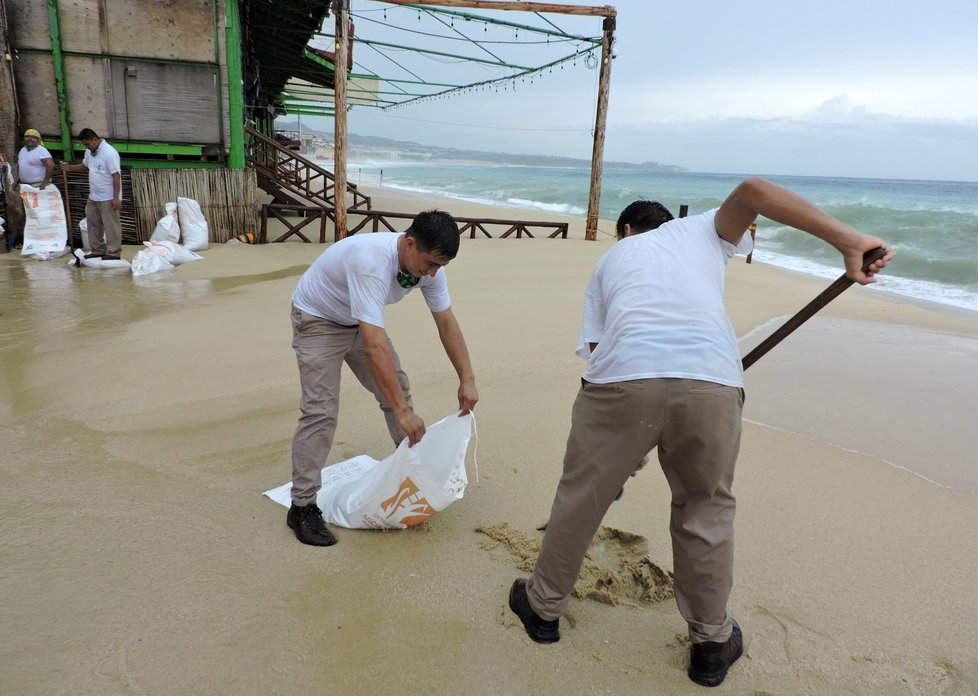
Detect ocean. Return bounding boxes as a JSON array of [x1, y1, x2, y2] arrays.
[[344, 161, 978, 314]]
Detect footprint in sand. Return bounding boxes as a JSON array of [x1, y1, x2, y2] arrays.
[[476, 522, 674, 607]]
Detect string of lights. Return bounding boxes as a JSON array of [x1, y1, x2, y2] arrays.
[[283, 2, 603, 116]]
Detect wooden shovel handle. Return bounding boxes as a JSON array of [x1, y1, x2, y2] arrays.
[[741, 247, 888, 371], [62, 167, 73, 234]]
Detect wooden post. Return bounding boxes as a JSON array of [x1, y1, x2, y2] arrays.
[[584, 16, 614, 241], [333, 0, 349, 241]]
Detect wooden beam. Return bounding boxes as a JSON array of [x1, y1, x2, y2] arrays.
[[333, 0, 349, 240], [584, 15, 614, 241], [379, 0, 616, 17]]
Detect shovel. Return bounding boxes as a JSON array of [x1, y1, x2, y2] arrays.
[[741, 246, 888, 370]]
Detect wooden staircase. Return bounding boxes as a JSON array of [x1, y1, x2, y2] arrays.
[[244, 126, 370, 213]]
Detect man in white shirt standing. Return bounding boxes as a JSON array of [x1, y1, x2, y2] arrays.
[[507, 177, 893, 688], [287, 210, 478, 547], [60, 128, 122, 260]]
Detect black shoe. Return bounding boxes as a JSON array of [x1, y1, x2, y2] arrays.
[[83, 253, 104, 260], [508, 578, 559, 644], [286, 503, 337, 547], [102, 254, 121, 261], [688, 620, 743, 687]]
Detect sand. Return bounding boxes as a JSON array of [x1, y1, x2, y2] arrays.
[[2, 185, 978, 696]]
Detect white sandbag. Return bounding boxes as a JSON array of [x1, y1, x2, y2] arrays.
[[177, 197, 209, 251], [263, 411, 476, 529], [31, 245, 71, 261], [78, 219, 90, 251], [138, 240, 202, 266], [149, 201, 181, 243], [131, 247, 175, 276], [20, 184, 68, 256], [70, 247, 131, 270]]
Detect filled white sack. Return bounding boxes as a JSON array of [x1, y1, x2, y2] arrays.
[[31, 245, 71, 261], [140, 240, 202, 266], [149, 201, 181, 243], [78, 218, 90, 251], [177, 197, 209, 251], [264, 411, 476, 530], [20, 184, 68, 256], [70, 247, 131, 270]]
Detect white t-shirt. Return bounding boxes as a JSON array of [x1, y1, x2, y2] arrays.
[[17, 145, 52, 184], [577, 209, 753, 388], [82, 140, 122, 202], [292, 232, 452, 328]]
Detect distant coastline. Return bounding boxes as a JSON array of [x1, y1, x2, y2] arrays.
[[275, 120, 686, 173]]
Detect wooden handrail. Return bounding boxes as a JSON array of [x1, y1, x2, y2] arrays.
[[243, 126, 370, 212], [259, 204, 569, 243]]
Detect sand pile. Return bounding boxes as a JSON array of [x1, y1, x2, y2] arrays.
[[476, 522, 674, 607]]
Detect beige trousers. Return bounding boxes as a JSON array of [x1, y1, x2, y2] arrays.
[[85, 199, 122, 256], [290, 305, 411, 505], [526, 377, 743, 644]]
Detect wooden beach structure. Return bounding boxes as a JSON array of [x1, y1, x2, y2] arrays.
[[328, 0, 617, 241], [0, 0, 617, 246]]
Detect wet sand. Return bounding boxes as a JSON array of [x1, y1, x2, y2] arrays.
[[2, 188, 978, 695]]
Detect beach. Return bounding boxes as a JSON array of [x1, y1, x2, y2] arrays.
[[2, 185, 978, 696]]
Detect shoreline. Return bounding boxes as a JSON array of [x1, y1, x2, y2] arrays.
[[346, 175, 978, 315], [2, 184, 977, 695]]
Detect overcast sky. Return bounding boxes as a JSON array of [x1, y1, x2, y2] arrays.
[[296, 0, 978, 182]]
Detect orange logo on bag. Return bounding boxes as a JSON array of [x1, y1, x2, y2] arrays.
[[380, 476, 436, 527], [21, 191, 38, 209]]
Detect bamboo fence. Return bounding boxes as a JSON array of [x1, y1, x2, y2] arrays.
[[129, 168, 259, 243], [58, 169, 139, 247], [57, 167, 259, 246]]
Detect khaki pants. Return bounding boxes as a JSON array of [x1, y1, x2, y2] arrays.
[[85, 199, 122, 256], [290, 305, 411, 505], [526, 377, 743, 643]]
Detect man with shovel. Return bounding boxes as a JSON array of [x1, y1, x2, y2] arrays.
[[507, 177, 892, 688]]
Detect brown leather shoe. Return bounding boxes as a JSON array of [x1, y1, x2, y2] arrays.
[[688, 620, 743, 687]]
